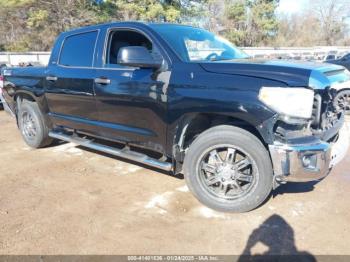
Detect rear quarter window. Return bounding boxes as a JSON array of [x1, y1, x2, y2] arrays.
[[59, 31, 98, 67]]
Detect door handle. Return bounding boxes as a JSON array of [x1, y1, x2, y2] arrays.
[[94, 77, 111, 85], [46, 76, 58, 82]]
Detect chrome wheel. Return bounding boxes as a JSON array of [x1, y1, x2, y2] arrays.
[[198, 145, 257, 200], [336, 90, 350, 113], [21, 111, 37, 140]]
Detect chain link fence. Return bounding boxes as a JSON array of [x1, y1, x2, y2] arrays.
[[2, 47, 350, 67]]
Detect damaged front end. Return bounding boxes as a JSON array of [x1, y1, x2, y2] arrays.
[[268, 70, 349, 186]]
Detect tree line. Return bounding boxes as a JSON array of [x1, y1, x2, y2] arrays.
[[0, 0, 349, 52]]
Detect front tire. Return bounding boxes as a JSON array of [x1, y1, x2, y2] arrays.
[[18, 100, 53, 148], [334, 89, 350, 115], [184, 125, 273, 213]]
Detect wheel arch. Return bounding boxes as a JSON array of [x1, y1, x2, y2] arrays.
[[15, 91, 36, 104], [337, 88, 350, 93], [172, 112, 275, 165], [15, 91, 53, 129]]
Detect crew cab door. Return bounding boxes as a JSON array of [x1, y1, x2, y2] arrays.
[[93, 27, 170, 154], [45, 30, 99, 136]]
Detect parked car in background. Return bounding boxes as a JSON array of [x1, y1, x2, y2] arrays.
[[326, 53, 350, 70], [324, 54, 336, 61], [1, 22, 349, 212]]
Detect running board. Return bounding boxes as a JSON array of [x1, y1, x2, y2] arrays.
[[48, 131, 173, 171]]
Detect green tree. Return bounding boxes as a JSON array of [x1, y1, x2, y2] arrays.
[[248, 0, 279, 46], [0, 0, 208, 51], [0, 0, 105, 51], [222, 0, 279, 46], [103, 0, 205, 22], [224, 0, 248, 45], [1, 0, 348, 51]]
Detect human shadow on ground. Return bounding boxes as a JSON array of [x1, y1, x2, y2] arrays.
[[238, 214, 316, 262]]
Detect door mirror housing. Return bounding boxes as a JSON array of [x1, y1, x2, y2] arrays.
[[117, 46, 163, 69]]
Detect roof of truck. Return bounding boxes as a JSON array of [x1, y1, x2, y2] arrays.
[[61, 21, 198, 35]]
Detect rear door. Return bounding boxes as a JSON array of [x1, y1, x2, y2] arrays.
[[45, 30, 99, 136]]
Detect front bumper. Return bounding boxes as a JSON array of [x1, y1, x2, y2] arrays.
[[269, 116, 349, 182]]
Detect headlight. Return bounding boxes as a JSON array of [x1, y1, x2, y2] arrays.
[[259, 87, 314, 119]]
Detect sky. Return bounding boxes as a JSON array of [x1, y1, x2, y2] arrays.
[[277, 0, 309, 15], [276, 0, 350, 26]]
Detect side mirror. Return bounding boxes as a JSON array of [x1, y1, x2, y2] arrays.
[[117, 46, 162, 69]]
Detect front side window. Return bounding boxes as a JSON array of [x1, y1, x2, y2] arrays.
[[59, 31, 98, 67], [106, 30, 159, 67], [150, 24, 249, 62]]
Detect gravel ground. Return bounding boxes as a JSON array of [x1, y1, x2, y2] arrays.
[[0, 110, 349, 256]]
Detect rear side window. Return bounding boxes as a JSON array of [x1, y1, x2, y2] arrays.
[[59, 31, 98, 67]]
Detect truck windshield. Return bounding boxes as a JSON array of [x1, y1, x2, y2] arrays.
[[150, 24, 249, 62]]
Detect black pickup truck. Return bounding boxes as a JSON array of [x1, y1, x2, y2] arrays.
[[1, 22, 349, 212]]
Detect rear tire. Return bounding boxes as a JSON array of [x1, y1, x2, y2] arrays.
[[183, 125, 273, 213], [18, 100, 53, 148]]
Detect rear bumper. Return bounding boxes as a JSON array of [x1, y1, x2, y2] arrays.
[[269, 116, 349, 182], [0, 92, 14, 116]]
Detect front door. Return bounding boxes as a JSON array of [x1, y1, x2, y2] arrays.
[[94, 29, 169, 154]]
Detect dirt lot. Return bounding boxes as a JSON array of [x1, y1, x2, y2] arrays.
[[0, 110, 350, 256]]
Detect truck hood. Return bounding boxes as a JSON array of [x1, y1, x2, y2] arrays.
[[200, 59, 350, 89]]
